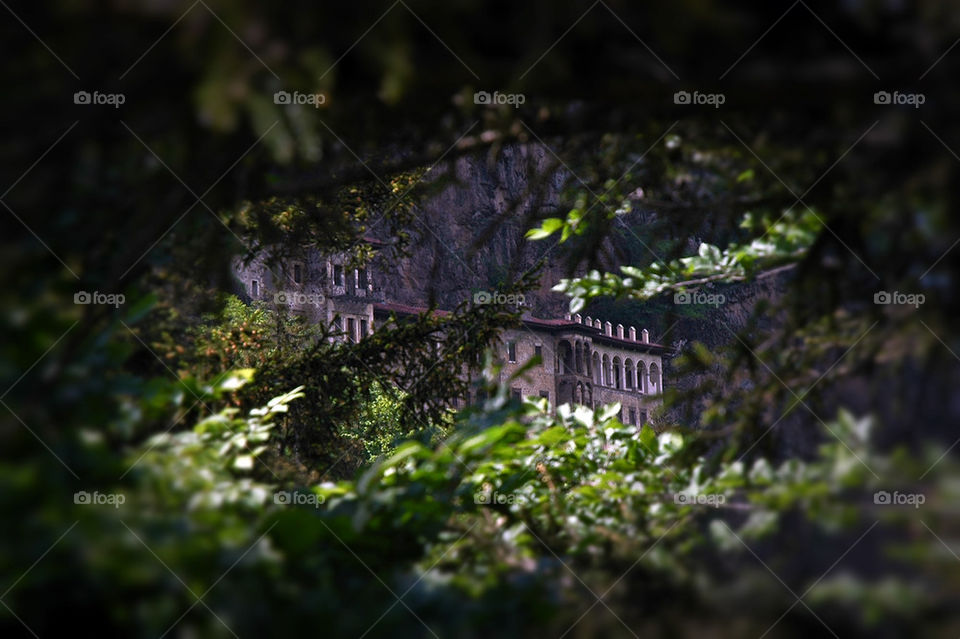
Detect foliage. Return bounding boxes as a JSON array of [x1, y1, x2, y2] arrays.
[[551, 208, 822, 313], [338, 380, 453, 466], [187, 295, 322, 378], [6, 378, 951, 638]]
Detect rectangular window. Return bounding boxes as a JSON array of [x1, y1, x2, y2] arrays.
[[360, 319, 368, 339], [347, 318, 356, 343], [508, 341, 517, 363], [534, 345, 542, 361], [640, 410, 648, 425], [357, 268, 368, 289], [539, 390, 549, 400], [333, 264, 344, 286], [628, 408, 637, 426], [251, 280, 259, 298], [293, 263, 302, 284], [511, 387, 522, 401]]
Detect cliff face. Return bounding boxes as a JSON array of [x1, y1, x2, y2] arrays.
[[372, 144, 571, 316]]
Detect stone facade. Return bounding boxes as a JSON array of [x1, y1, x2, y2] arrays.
[[234, 248, 666, 423], [494, 315, 665, 426], [234, 247, 382, 342]]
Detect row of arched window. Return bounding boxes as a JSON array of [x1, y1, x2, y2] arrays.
[[591, 352, 660, 394], [557, 339, 661, 394]]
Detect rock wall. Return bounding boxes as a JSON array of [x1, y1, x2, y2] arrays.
[[371, 144, 570, 315]]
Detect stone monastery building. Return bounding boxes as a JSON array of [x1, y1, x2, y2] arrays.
[[235, 245, 666, 426]]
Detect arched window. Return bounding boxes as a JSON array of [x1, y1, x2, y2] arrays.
[[602, 354, 610, 387], [575, 342, 583, 373], [558, 340, 574, 374], [584, 345, 592, 377], [649, 363, 660, 394], [637, 362, 646, 393], [625, 359, 634, 390], [592, 352, 602, 385], [613, 357, 622, 389]]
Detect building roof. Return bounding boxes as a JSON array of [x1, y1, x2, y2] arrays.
[[520, 315, 667, 353], [590, 330, 667, 354], [522, 316, 581, 328], [373, 302, 667, 353]]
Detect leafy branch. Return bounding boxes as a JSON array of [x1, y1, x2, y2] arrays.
[[543, 209, 822, 313]]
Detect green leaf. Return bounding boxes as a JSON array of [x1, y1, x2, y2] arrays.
[[525, 228, 553, 240], [217, 369, 256, 392], [542, 217, 564, 232], [639, 424, 657, 454], [526, 217, 565, 240]]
